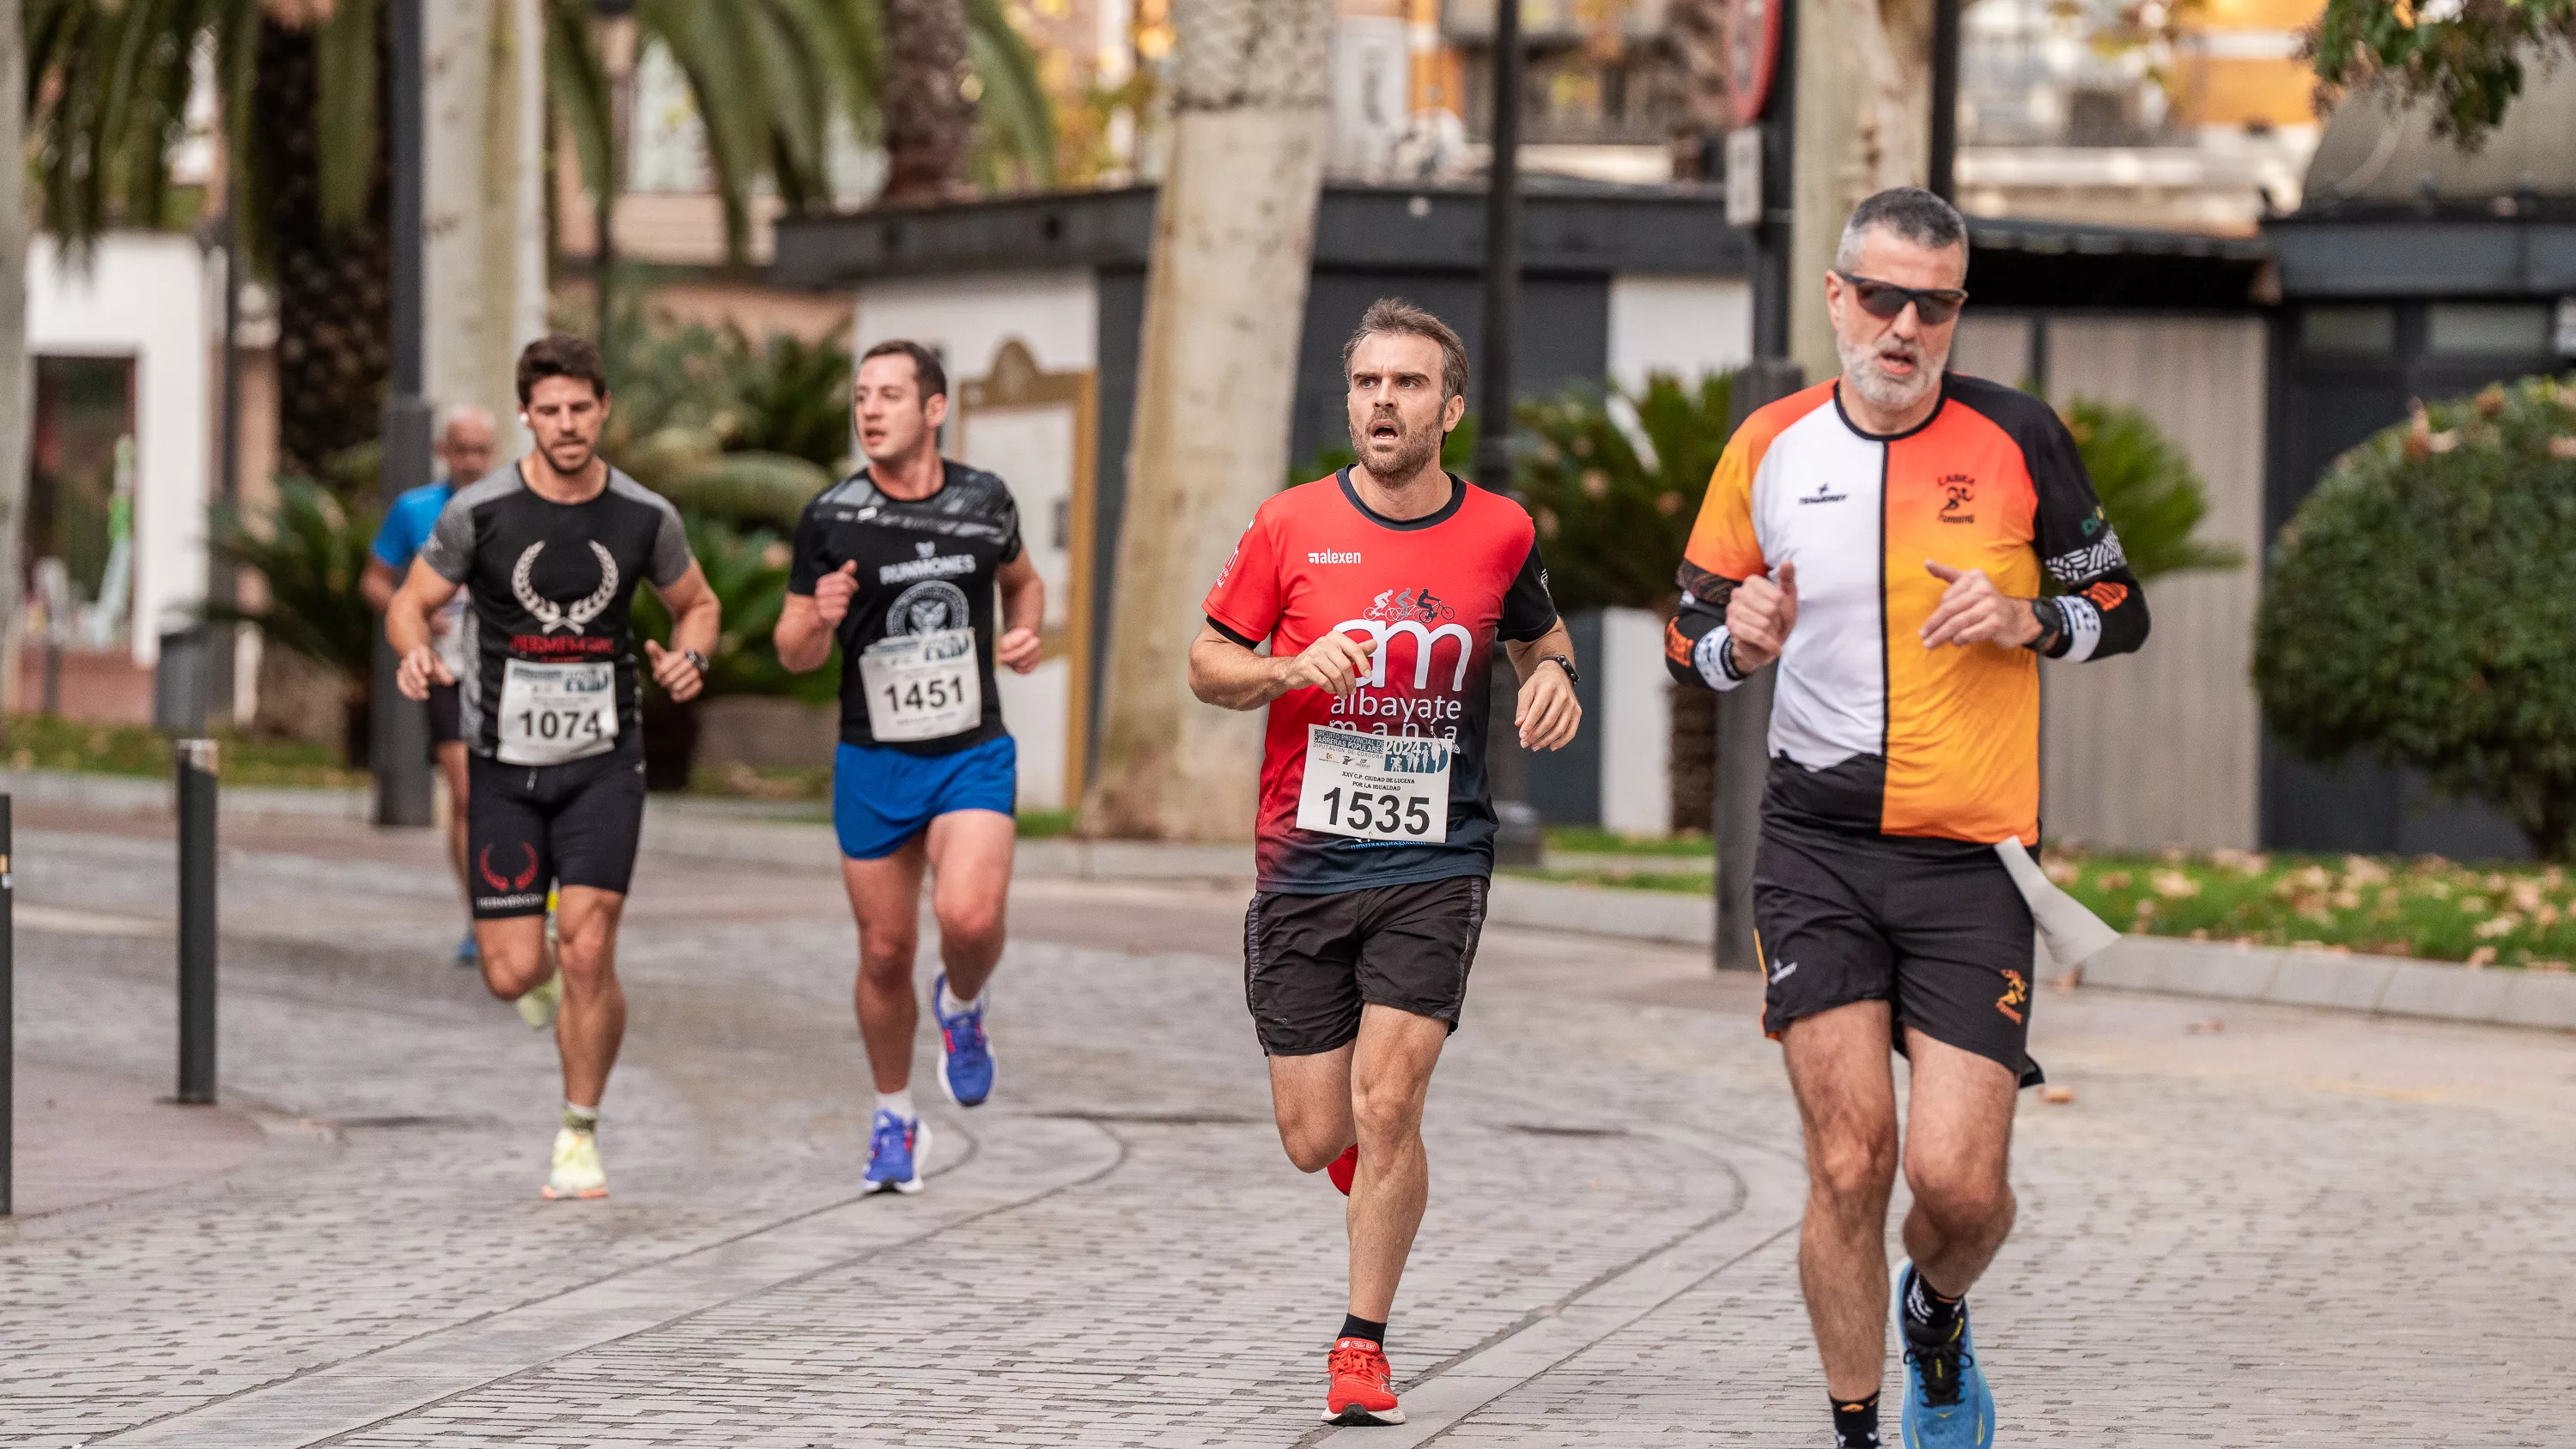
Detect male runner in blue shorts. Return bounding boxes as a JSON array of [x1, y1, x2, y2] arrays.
[[775, 340, 1044, 1194], [364, 404, 498, 962]]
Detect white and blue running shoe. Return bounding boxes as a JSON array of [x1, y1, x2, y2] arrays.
[[933, 973, 996, 1107], [1896, 1260, 1994, 1448], [863, 1110, 930, 1194]]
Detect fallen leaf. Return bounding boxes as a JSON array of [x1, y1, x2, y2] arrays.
[[2466, 946, 2496, 969], [2046, 966, 2083, 991], [2038, 1085, 2076, 1105], [2186, 1018, 2225, 1034]]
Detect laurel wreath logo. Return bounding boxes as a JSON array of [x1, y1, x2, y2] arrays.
[[510, 541, 619, 634]]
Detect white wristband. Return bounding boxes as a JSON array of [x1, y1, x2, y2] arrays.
[[1693, 627, 1749, 692], [2056, 594, 2103, 662]]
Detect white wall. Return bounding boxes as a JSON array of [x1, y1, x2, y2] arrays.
[[27, 233, 211, 666], [1605, 274, 1753, 390], [1597, 607, 1673, 835]]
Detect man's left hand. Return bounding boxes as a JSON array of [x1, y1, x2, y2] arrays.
[[1920, 561, 2043, 650], [996, 626, 1042, 675], [1515, 663, 1581, 751], [644, 640, 706, 702]]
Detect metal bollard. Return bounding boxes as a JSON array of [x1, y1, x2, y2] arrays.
[[1, 794, 13, 1216], [176, 740, 219, 1105]]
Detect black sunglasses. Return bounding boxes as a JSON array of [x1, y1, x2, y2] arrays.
[[1838, 272, 1968, 326]]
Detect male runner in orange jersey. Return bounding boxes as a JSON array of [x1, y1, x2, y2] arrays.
[[1667, 188, 2149, 1449]]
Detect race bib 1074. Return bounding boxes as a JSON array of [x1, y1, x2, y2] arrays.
[[495, 658, 618, 766], [1295, 724, 1452, 843]]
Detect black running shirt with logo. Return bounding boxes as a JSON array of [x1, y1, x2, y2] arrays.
[[417, 464, 693, 764], [787, 462, 1024, 755]]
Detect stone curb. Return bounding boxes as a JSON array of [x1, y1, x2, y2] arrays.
[[0, 767, 368, 820], [2081, 932, 2576, 1031]]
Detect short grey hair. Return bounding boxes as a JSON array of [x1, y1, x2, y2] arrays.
[[1836, 187, 1968, 274], [437, 403, 497, 440], [1342, 297, 1470, 403]]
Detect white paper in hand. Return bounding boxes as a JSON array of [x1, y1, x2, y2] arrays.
[[1993, 837, 2121, 967]]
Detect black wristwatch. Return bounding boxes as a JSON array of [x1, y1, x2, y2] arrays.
[[1540, 653, 1579, 685]]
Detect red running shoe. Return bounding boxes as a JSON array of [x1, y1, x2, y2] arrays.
[[1327, 1144, 1358, 1196], [1323, 1336, 1405, 1425]]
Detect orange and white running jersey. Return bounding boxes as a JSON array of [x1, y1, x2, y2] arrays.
[[1664, 375, 2149, 846]]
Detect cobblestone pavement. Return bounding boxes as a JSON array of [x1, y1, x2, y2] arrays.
[[3, 809, 2573, 1446]]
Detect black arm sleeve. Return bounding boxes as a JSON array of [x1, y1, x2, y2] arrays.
[[2028, 415, 2150, 662], [786, 501, 831, 596], [1664, 557, 1741, 690], [1498, 537, 1559, 643]]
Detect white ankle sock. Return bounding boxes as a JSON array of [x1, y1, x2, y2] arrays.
[[939, 981, 981, 1016], [876, 1089, 917, 1121]]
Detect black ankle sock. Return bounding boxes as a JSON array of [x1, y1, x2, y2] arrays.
[[1901, 1269, 1963, 1343], [1832, 1391, 1881, 1448], [1338, 1313, 1386, 1346]]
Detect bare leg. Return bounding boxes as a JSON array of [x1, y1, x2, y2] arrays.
[[1897, 1028, 2019, 1298], [923, 810, 1014, 1003], [476, 915, 551, 1001], [843, 839, 930, 1095], [434, 742, 471, 917], [1268, 1042, 1358, 1173], [550, 886, 627, 1108], [1783, 1000, 1902, 1403], [1341, 1006, 1448, 1320]]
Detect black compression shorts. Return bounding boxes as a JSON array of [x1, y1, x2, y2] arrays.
[[426, 681, 463, 749], [1243, 876, 1489, 1057], [1754, 810, 2044, 1087], [466, 749, 647, 919]]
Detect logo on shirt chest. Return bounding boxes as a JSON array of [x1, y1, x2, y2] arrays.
[[1939, 473, 1978, 524], [877, 537, 978, 585], [1798, 478, 1850, 506]]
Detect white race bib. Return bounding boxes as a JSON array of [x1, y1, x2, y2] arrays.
[[495, 658, 619, 766], [859, 627, 981, 742], [1295, 724, 1451, 843]]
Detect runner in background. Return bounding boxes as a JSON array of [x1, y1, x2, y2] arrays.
[[363, 405, 499, 964], [775, 340, 1043, 1196], [386, 335, 720, 1201], [1190, 299, 1580, 1426]]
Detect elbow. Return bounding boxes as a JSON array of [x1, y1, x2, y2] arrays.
[[1662, 616, 1716, 693]]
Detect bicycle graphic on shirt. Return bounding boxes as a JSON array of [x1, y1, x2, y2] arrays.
[[1365, 587, 1455, 626]]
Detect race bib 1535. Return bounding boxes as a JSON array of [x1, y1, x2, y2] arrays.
[[1295, 724, 1451, 843]]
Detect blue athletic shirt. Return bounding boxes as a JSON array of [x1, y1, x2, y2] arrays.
[[372, 479, 459, 569]]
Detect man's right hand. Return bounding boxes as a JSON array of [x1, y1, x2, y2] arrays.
[[814, 561, 859, 626], [395, 645, 455, 701], [1274, 629, 1376, 698], [1724, 560, 1798, 671]]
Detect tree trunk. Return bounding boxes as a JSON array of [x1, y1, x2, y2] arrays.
[[424, 0, 548, 460], [1081, 0, 1337, 842], [0, 0, 24, 714], [255, 18, 396, 489], [1789, 0, 1935, 381], [880, 0, 975, 203]]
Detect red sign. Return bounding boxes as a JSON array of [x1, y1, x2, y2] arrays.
[[1727, 0, 1783, 129]]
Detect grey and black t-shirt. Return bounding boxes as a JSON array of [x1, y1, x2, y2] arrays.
[[419, 463, 693, 761]]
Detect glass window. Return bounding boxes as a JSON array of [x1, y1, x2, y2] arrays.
[[2299, 306, 2396, 355], [2426, 304, 2550, 356]]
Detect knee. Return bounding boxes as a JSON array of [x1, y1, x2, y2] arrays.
[[555, 930, 616, 992], [1274, 1106, 1352, 1173], [1807, 1131, 1898, 1215], [934, 900, 1004, 955], [857, 934, 917, 987], [1350, 1084, 1424, 1151], [480, 941, 544, 1001], [1905, 1158, 2011, 1229]]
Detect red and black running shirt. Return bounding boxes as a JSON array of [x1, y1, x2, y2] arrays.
[[1204, 469, 1558, 895]]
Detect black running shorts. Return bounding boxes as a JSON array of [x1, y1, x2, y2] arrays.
[[465, 749, 648, 919], [1754, 811, 2043, 1086], [426, 681, 464, 749], [1244, 875, 1489, 1057]]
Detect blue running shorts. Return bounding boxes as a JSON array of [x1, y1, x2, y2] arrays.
[[832, 735, 1018, 860]]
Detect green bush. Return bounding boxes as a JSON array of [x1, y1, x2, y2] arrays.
[[1517, 372, 1733, 611], [2061, 396, 2243, 582], [201, 477, 380, 761], [2256, 374, 2576, 859], [632, 512, 836, 705]]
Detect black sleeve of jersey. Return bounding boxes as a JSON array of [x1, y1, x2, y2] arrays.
[[786, 502, 830, 596], [2022, 404, 2149, 662], [1665, 558, 1739, 690], [996, 492, 1024, 566], [1498, 538, 1558, 643]]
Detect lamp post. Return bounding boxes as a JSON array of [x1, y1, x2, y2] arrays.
[[1476, 0, 1544, 867], [372, 0, 434, 828]]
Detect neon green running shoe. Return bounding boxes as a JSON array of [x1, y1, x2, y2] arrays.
[[516, 973, 562, 1031], [542, 1125, 608, 1200]]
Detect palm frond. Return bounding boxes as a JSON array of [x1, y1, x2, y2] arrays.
[[200, 477, 380, 686], [310, 0, 381, 230], [964, 0, 1054, 188]]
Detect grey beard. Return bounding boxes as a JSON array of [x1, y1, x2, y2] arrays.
[[1838, 331, 1946, 412]]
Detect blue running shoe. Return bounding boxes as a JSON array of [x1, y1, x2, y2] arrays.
[[932, 973, 996, 1107], [1896, 1260, 1994, 1448], [863, 1110, 930, 1194], [455, 930, 478, 965]]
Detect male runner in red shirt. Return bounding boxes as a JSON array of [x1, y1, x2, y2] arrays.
[[1191, 298, 1582, 1426]]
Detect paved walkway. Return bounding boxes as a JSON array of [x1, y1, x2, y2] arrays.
[[3, 808, 2571, 1446]]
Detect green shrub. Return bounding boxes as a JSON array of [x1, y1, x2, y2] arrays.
[[1516, 372, 1733, 611], [632, 512, 836, 705], [201, 478, 380, 761], [2256, 373, 2576, 859], [2061, 396, 2243, 582]]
